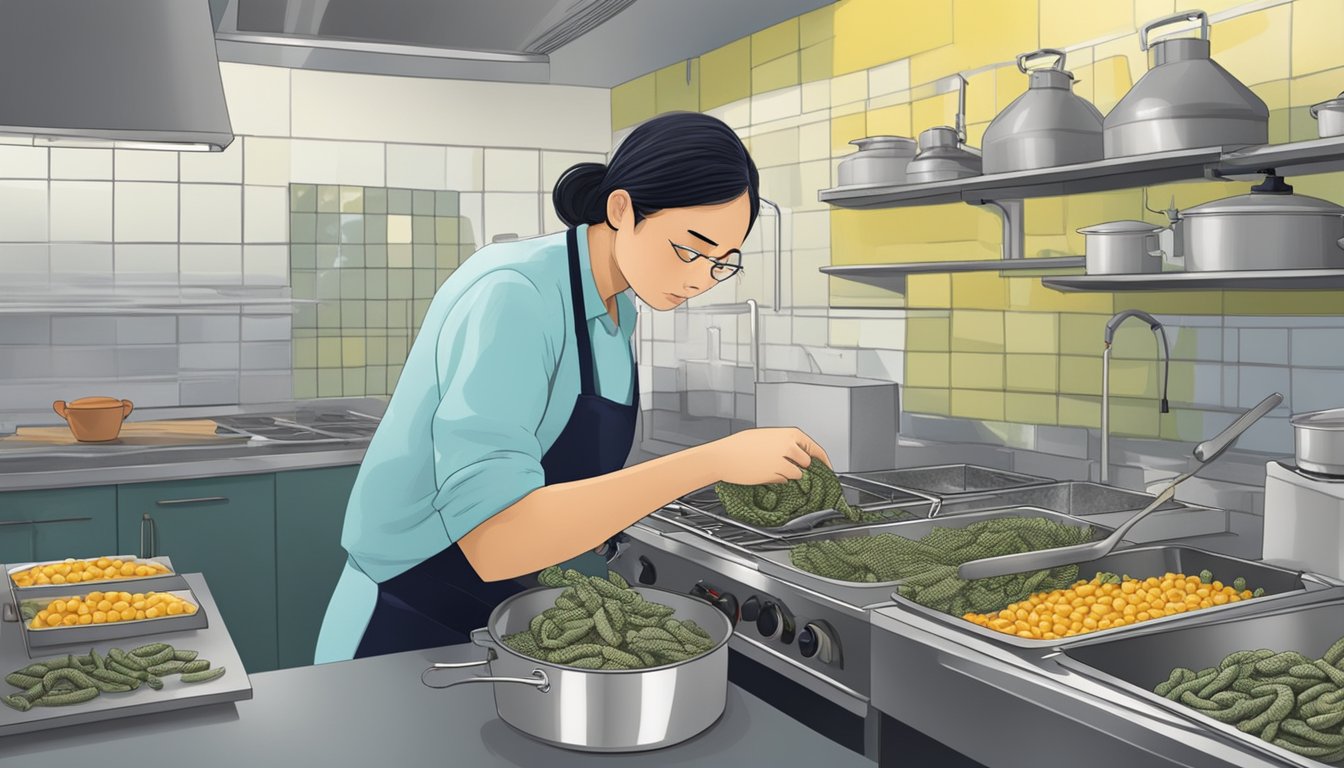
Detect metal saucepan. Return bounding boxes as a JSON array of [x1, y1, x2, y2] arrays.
[[1311, 91, 1344, 138], [422, 586, 732, 752], [1177, 173, 1344, 271], [837, 136, 918, 187], [1078, 220, 1167, 274], [1292, 408, 1344, 476]]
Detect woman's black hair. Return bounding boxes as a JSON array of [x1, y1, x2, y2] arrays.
[[552, 111, 760, 232]]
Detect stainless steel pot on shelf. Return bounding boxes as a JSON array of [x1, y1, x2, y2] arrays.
[[1312, 91, 1344, 138], [1292, 408, 1344, 477], [906, 74, 982, 183], [1178, 173, 1344, 271], [1104, 10, 1268, 157], [982, 48, 1105, 174], [422, 586, 733, 752], [1077, 220, 1167, 274], [836, 136, 918, 186]]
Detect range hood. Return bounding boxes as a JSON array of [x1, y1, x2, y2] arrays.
[[0, 0, 234, 152]]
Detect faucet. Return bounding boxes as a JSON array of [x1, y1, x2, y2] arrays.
[[1100, 309, 1171, 485], [759, 198, 782, 311]]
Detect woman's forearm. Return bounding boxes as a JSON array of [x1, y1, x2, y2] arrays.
[[458, 443, 722, 581]]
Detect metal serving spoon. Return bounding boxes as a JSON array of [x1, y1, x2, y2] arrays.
[[958, 392, 1283, 581]]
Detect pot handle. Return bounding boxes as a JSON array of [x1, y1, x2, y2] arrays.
[[1016, 48, 1066, 74], [1145, 233, 1166, 259], [52, 400, 68, 421], [120, 399, 134, 420], [1141, 10, 1208, 51], [421, 663, 550, 693]]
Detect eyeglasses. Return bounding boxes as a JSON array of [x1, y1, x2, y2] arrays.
[[669, 241, 742, 282]]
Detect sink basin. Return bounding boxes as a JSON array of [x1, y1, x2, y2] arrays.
[[843, 464, 1051, 498]]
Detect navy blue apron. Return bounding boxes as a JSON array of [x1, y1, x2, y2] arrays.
[[355, 228, 639, 658]]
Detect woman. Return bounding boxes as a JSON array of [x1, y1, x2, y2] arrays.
[[315, 112, 831, 663]]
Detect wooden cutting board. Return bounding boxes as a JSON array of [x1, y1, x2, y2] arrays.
[[2, 420, 244, 446]]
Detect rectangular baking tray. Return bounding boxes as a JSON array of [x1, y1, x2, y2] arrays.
[[752, 506, 1113, 593], [21, 588, 207, 649], [673, 481, 940, 540], [892, 545, 1335, 650], [1056, 596, 1344, 768], [841, 464, 1053, 498], [8, 556, 186, 601]]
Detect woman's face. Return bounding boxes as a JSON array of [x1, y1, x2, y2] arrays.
[[608, 191, 752, 311]]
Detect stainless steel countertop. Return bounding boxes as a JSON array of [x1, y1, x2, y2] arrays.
[[0, 398, 384, 491], [0, 639, 877, 767]]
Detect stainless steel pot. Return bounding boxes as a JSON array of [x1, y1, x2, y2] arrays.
[[906, 74, 982, 183], [1292, 408, 1344, 476], [982, 49, 1104, 174], [1179, 174, 1344, 271], [1078, 220, 1166, 274], [1104, 10, 1268, 157], [423, 586, 732, 752], [837, 136, 917, 186], [1312, 92, 1344, 138]]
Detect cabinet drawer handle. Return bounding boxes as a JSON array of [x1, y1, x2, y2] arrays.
[[0, 517, 93, 527], [141, 514, 158, 559], [155, 496, 228, 507]]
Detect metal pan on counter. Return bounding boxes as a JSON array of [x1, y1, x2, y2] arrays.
[[840, 463, 1053, 503], [892, 545, 1335, 651], [1056, 595, 1344, 768], [7, 555, 186, 602], [20, 588, 207, 649]]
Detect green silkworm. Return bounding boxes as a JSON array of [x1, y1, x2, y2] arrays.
[[17, 664, 49, 678], [179, 660, 211, 675], [1178, 691, 1225, 711], [172, 650, 198, 662], [33, 687, 98, 706], [137, 646, 176, 667], [547, 644, 605, 665], [1197, 666, 1242, 698], [599, 660, 628, 670], [43, 655, 72, 671], [1325, 636, 1344, 666], [566, 656, 605, 669], [89, 668, 139, 689], [1255, 652, 1311, 676], [1307, 710, 1344, 730], [2, 695, 31, 712], [42, 668, 97, 692], [1236, 684, 1295, 734], [1165, 671, 1219, 701], [1289, 663, 1327, 682], [1297, 682, 1337, 706], [148, 660, 186, 676], [90, 649, 105, 671], [608, 571, 630, 589], [6, 673, 41, 689], [593, 607, 621, 646], [108, 648, 147, 671], [1280, 718, 1344, 747], [537, 566, 565, 587], [589, 577, 636, 604], [574, 582, 603, 614], [599, 646, 642, 667], [85, 676, 133, 694], [180, 667, 226, 683], [130, 642, 173, 659]]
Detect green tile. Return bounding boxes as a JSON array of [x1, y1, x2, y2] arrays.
[[364, 214, 387, 244], [655, 59, 700, 113], [343, 369, 365, 396], [364, 187, 387, 214], [801, 39, 834, 83], [291, 271, 316, 300], [950, 353, 1004, 390], [902, 387, 951, 416], [1005, 392, 1057, 425], [339, 214, 364, 244], [293, 338, 318, 368], [340, 186, 364, 213], [341, 300, 366, 329], [414, 268, 436, 298], [290, 213, 316, 243], [458, 219, 478, 247], [388, 244, 412, 269], [317, 338, 342, 368], [950, 390, 1005, 422], [317, 185, 340, 213], [413, 244, 435, 269], [388, 189, 412, 214], [412, 215, 434, 244], [367, 336, 388, 365], [290, 244, 316, 270], [293, 303, 317, 329], [413, 190, 435, 215], [1004, 312, 1059, 354], [342, 337, 365, 367], [611, 72, 657, 131], [365, 366, 386, 396], [292, 327, 317, 338], [1059, 355, 1102, 396], [906, 316, 951, 352], [291, 184, 316, 213], [366, 300, 388, 328], [315, 270, 341, 300], [387, 365, 404, 393], [1058, 313, 1109, 356], [413, 300, 431, 328], [388, 270, 413, 300], [316, 213, 340, 244], [341, 270, 365, 300], [318, 301, 341, 329], [1006, 354, 1058, 393], [436, 244, 459, 269], [365, 244, 387, 268], [752, 53, 800, 94], [950, 310, 1004, 353], [292, 369, 317, 399], [317, 369, 343, 397], [752, 18, 799, 66], [436, 269, 453, 289], [435, 191, 459, 216], [340, 244, 364, 268], [316, 245, 340, 269], [365, 271, 387, 299], [699, 38, 751, 112], [388, 337, 408, 363], [435, 217, 458, 244], [387, 301, 408, 330]]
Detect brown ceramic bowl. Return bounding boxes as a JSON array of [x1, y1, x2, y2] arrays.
[[53, 397, 134, 442]]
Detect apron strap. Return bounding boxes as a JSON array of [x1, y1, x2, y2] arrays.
[[565, 227, 598, 397]]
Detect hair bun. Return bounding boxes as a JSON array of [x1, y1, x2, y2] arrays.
[[552, 162, 608, 227]]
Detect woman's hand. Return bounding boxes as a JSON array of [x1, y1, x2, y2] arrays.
[[704, 427, 833, 486]]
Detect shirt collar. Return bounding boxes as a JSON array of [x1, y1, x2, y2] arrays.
[[575, 223, 614, 322]]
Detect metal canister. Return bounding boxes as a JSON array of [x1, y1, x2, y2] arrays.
[[982, 49, 1105, 174]]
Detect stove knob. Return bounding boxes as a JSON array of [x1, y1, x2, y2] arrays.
[[690, 582, 740, 626], [740, 596, 762, 623], [798, 621, 840, 666], [756, 602, 780, 638], [637, 556, 657, 585]]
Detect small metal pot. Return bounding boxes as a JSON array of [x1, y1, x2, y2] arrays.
[[423, 586, 732, 752], [1311, 92, 1344, 138], [1078, 220, 1167, 274], [1179, 174, 1344, 271], [837, 136, 917, 187], [1292, 409, 1344, 477], [905, 126, 982, 183]]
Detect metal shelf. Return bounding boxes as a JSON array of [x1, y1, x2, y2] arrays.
[[1041, 269, 1344, 292], [822, 256, 1085, 292]]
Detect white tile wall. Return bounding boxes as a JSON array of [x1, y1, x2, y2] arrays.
[[444, 147, 485, 192], [180, 142, 243, 184], [0, 181, 48, 241], [181, 184, 243, 243], [0, 145, 48, 178], [114, 149, 178, 182], [50, 244, 112, 280], [219, 63, 291, 137], [484, 192, 541, 241], [114, 244, 178, 283], [180, 244, 243, 286], [243, 244, 288, 286], [243, 137, 291, 186], [244, 186, 289, 243], [387, 144, 448, 190], [484, 149, 540, 192], [50, 149, 112, 180], [114, 182, 178, 241], [290, 140, 385, 187], [50, 182, 113, 241]]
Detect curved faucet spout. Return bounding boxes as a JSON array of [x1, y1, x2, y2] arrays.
[[1101, 309, 1173, 484]]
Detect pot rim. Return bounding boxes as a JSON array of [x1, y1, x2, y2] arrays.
[[1077, 220, 1166, 235], [1311, 95, 1344, 117], [1292, 408, 1344, 431], [483, 585, 734, 674], [62, 396, 130, 410]]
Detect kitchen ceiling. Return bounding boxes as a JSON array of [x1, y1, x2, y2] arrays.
[[213, 0, 833, 87]]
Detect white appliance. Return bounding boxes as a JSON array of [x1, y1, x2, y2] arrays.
[[1262, 460, 1344, 578]]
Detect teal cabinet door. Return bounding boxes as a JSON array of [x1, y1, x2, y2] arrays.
[[276, 465, 359, 669], [0, 487, 118, 566], [117, 475, 278, 674]]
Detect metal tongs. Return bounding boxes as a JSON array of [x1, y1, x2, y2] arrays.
[[958, 392, 1284, 580]]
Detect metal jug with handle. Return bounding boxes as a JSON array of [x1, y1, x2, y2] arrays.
[[982, 49, 1105, 174]]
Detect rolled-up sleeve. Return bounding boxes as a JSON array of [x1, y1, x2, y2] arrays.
[[431, 270, 558, 542]]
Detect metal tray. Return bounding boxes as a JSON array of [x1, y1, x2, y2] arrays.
[[752, 506, 1112, 594], [672, 481, 939, 540], [1057, 596, 1344, 768], [8, 555, 185, 602], [21, 588, 207, 649], [893, 545, 1334, 650], [841, 464, 1052, 498]]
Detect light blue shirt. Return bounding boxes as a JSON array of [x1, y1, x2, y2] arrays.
[[315, 225, 636, 663]]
